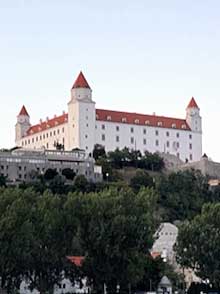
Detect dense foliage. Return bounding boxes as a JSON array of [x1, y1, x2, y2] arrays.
[[0, 186, 159, 293], [176, 203, 220, 288]]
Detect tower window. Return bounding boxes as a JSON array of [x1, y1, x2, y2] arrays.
[[102, 134, 105, 141], [116, 136, 119, 142], [176, 133, 179, 138], [143, 129, 146, 135], [155, 130, 159, 136], [155, 140, 159, 146], [166, 131, 170, 137], [116, 126, 119, 131], [189, 143, 192, 150], [102, 124, 105, 130], [131, 137, 134, 144], [166, 141, 170, 148], [143, 138, 146, 145], [189, 134, 192, 139], [130, 127, 134, 133]]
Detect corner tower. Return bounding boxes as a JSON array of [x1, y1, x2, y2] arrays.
[[186, 97, 202, 133], [15, 105, 31, 143], [67, 72, 96, 153], [186, 97, 202, 161]]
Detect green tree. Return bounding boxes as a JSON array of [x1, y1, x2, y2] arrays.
[[44, 168, 58, 181], [74, 175, 89, 192], [62, 168, 76, 180], [157, 169, 210, 221], [0, 175, 6, 187], [130, 170, 154, 192], [0, 188, 76, 293], [93, 144, 106, 161], [66, 187, 159, 293], [176, 203, 220, 288]]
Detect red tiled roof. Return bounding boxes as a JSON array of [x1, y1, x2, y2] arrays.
[[96, 109, 191, 130], [67, 256, 84, 267], [151, 251, 161, 259], [187, 97, 199, 109], [26, 113, 68, 136], [24, 108, 190, 137], [72, 71, 91, 89], [18, 105, 29, 117]]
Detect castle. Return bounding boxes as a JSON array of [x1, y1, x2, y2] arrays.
[[15, 72, 202, 162]]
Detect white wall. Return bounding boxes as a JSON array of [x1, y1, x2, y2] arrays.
[[95, 121, 202, 162]]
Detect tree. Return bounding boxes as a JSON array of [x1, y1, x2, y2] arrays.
[[130, 170, 154, 192], [0, 175, 6, 187], [176, 203, 220, 288], [0, 188, 76, 293], [62, 168, 76, 180], [66, 187, 159, 293], [157, 169, 210, 222], [44, 168, 58, 181], [74, 175, 89, 192], [93, 144, 106, 161]]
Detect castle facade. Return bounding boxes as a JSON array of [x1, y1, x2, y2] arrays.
[[15, 72, 202, 162]]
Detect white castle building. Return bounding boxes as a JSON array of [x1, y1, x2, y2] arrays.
[[15, 72, 202, 162]]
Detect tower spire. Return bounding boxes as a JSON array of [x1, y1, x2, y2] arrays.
[[72, 71, 91, 89], [18, 105, 29, 116], [186, 97, 199, 109]]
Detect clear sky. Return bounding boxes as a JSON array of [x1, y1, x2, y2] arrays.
[[0, 0, 220, 160]]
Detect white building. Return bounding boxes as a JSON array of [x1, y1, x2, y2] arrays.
[[15, 72, 202, 162], [152, 222, 178, 265]]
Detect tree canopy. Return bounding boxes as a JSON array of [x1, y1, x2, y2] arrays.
[[176, 203, 220, 288]]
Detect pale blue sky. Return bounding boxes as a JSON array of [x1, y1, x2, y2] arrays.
[[0, 0, 220, 160]]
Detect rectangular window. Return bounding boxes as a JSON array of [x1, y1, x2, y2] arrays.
[[189, 134, 192, 139], [46, 143, 49, 149], [102, 134, 105, 141], [116, 136, 119, 142], [43, 134, 45, 139], [143, 138, 146, 145], [116, 126, 119, 131], [131, 137, 134, 144], [53, 131, 56, 136], [177, 142, 180, 148], [102, 124, 105, 130], [32, 138, 34, 143], [189, 143, 192, 150], [166, 131, 169, 137], [131, 127, 134, 133], [57, 129, 60, 135], [190, 154, 193, 160], [166, 141, 170, 148], [62, 127, 65, 133], [176, 133, 180, 138], [156, 140, 159, 146], [155, 130, 159, 136], [143, 129, 146, 135]]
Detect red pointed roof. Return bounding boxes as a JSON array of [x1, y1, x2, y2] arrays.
[[67, 256, 84, 267], [72, 71, 91, 89], [187, 97, 199, 109], [18, 105, 29, 116]]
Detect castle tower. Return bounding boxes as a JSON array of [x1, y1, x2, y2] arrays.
[[186, 97, 202, 133], [67, 72, 96, 153], [15, 105, 31, 143]]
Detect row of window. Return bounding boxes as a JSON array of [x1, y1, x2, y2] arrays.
[[23, 127, 65, 146], [100, 124, 193, 139], [97, 115, 188, 129], [101, 134, 193, 149]]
